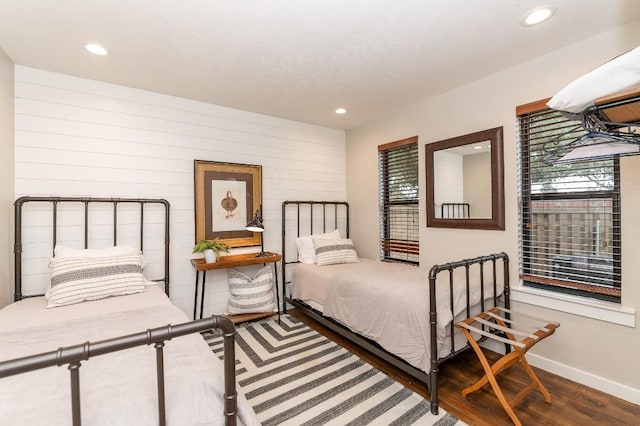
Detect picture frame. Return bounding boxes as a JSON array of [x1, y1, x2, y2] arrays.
[[194, 160, 262, 248]]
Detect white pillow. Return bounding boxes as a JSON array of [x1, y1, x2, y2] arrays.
[[313, 238, 359, 266], [547, 45, 640, 114], [47, 253, 147, 308], [46, 245, 149, 299], [295, 229, 341, 264], [225, 266, 275, 315], [54, 245, 147, 268]]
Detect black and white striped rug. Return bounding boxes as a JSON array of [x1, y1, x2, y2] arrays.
[[205, 315, 465, 426]]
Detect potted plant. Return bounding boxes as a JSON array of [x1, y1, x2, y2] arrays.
[[193, 238, 230, 263]]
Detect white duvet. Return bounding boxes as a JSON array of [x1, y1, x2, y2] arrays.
[[293, 258, 503, 373], [0, 288, 260, 426]]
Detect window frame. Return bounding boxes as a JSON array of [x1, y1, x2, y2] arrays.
[[517, 100, 622, 303], [378, 136, 419, 265]]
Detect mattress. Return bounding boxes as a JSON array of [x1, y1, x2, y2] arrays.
[[0, 287, 260, 425], [292, 258, 502, 373], [0, 285, 171, 332]]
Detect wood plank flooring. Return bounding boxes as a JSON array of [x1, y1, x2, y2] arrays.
[[288, 309, 640, 426]]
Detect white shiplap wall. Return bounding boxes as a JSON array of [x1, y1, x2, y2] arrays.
[[433, 150, 463, 218], [0, 48, 14, 307], [14, 66, 346, 316]]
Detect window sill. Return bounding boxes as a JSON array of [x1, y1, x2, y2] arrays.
[[511, 285, 636, 328]]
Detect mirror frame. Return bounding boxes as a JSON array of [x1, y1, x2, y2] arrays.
[[425, 126, 505, 230]]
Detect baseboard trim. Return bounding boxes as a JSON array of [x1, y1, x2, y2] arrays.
[[481, 340, 639, 405], [527, 353, 640, 406]]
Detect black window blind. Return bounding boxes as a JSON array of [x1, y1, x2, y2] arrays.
[[378, 137, 419, 264], [518, 104, 621, 302]]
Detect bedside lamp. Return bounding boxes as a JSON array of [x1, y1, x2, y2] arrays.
[[246, 205, 267, 257]]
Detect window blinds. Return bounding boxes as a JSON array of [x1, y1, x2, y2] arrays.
[[378, 137, 419, 264], [518, 104, 621, 302]]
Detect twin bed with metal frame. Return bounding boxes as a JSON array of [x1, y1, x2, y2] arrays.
[[0, 196, 260, 426], [281, 200, 511, 415]]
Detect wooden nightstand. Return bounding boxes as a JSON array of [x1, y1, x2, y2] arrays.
[[190, 252, 282, 323]]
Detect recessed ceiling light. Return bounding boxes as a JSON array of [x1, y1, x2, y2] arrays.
[[474, 145, 483, 150], [335, 108, 347, 115], [522, 7, 555, 26], [85, 43, 108, 56]]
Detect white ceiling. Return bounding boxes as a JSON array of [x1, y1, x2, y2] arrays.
[[0, 1, 639, 130]]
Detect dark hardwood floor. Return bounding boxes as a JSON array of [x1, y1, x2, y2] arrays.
[[288, 309, 640, 426]]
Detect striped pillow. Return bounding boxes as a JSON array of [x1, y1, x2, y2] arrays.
[[47, 253, 146, 308], [225, 266, 275, 315], [313, 238, 359, 266]]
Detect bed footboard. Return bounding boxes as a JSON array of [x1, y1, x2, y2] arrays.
[[427, 252, 510, 415], [0, 315, 238, 426]]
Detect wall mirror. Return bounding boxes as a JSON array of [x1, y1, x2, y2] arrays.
[[425, 126, 504, 230]]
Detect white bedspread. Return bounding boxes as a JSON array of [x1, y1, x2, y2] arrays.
[[292, 258, 502, 373], [0, 289, 260, 426]]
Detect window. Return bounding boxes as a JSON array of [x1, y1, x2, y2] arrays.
[[517, 100, 621, 302], [378, 136, 419, 264]]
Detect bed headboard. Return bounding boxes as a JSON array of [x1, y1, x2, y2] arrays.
[[14, 196, 170, 301], [441, 202, 470, 219], [281, 200, 349, 292]]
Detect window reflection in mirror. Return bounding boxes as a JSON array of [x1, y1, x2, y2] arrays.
[[426, 127, 504, 230]]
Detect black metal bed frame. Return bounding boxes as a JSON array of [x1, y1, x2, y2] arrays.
[[441, 202, 470, 219], [280, 200, 349, 310], [5, 196, 239, 425], [281, 200, 510, 415], [14, 196, 171, 301], [0, 315, 238, 426]]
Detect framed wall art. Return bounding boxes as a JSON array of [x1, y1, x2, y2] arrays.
[[194, 160, 262, 247]]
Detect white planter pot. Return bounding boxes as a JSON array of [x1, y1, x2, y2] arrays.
[[204, 249, 216, 263]]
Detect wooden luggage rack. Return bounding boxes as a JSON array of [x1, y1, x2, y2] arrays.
[[456, 307, 560, 426]]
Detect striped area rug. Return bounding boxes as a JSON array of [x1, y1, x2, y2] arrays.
[[205, 315, 465, 426]]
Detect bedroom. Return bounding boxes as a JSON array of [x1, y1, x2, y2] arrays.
[[1, 1, 640, 425]]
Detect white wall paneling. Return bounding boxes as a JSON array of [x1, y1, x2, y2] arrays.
[[433, 150, 463, 218], [13, 66, 346, 315], [0, 47, 14, 307]]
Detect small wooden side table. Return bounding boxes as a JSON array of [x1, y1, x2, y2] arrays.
[[190, 252, 282, 323]]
